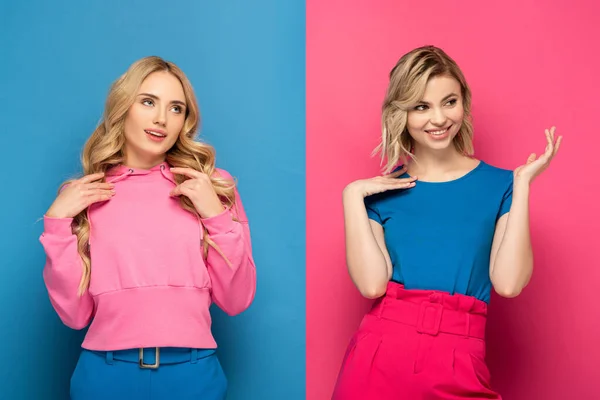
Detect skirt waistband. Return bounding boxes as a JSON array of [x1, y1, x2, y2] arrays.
[[368, 282, 487, 339]]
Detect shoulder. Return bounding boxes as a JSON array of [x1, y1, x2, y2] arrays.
[[476, 160, 513, 185], [212, 168, 239, 187], [365, 165, 408, 205], [213, 168, 233, 180]]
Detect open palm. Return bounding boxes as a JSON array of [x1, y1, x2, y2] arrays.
[[514, 126, 563, 183]]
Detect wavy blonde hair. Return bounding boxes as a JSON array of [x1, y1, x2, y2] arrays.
[[60, 56, 237, 296], [375, 45, 474, 173]]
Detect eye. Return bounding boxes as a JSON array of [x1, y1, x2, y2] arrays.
[[446, 98, 458, 106], [414, 104, 428, 111], [142, 99, 154, 107], [171, 105, 183, 114]]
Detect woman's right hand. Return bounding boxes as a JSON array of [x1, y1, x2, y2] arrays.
[[343, 166, 417, 198], [45, 173, 115, 219]]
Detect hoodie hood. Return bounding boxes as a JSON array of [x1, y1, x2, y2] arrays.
[[105, 161, 176, 184]]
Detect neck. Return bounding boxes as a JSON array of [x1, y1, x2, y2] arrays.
[[408, 143, 472, 179], [123, 152, 166, 171]]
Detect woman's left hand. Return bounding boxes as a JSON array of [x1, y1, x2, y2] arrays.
[[169, 167, 225, 218], [514, 126, 563, 185]]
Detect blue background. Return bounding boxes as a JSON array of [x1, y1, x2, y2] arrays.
[[0, 1, 305, 399]]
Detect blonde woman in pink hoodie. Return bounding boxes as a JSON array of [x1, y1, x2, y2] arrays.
[[40, 56, 256, 400]]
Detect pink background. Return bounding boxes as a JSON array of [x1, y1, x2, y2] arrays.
[[306, 1, 599, 399]]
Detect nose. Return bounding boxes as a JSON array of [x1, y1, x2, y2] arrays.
[[153, 107, 167, 127], [430, 107, 447, 127]]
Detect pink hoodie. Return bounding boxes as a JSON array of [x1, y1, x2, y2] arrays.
[[40, 162, 256, 351]]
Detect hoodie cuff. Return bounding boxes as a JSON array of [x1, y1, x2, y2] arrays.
[[201, 207, 236, 235], [43, 216, 74, 236]]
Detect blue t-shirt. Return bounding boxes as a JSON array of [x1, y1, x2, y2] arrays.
[[365, 161, 513, 303]]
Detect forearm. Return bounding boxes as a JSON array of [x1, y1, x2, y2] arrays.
[[40, 217, 94, 329], [203, 204, 256, 315], [491, 181, 533, 297], [343, 188, 389, 298]]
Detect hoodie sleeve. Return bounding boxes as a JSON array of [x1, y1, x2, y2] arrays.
[[39, 216, 94, 329], [201, 169, 257, 316]]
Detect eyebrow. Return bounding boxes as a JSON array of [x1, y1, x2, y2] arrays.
[[417, 93, 459, 105], [138, 93, 187, 108]]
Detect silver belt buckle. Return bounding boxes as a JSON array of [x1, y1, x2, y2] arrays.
[[139, 347, 160, 369]]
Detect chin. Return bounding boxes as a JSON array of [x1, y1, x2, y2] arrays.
[[433, 139, 455, 150], [420, 137, 454, 151], [135, 144, 170, 160]]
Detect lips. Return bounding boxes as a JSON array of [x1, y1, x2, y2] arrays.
[[144, 129, 166, 138], [425, 125, 452, 136]]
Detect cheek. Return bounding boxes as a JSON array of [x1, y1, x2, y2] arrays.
[[123, 116, 137, 140], [166, 117, 185, 146], [449, 105, 465, 122], [124, 106, 146, 137], [405, 115, 420, 143], [169, 115, 185, 133], [166, 134, 180, 149], [406, 112, 428, 131]]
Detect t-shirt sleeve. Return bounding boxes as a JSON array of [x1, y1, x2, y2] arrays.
[[365, 195, 383, 225], [497, 172, 514, 219], [364, 165, 405, 225]]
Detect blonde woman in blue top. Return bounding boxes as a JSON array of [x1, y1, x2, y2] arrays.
[[332, 45, 562, 399]]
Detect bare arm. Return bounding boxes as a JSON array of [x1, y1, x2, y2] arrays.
[[489, 189, 533, 298], [490, 127, 562, 298], [343, 167, 416, 298], [343, 189, 392, 298]]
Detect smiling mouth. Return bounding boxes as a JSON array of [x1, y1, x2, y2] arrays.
[[144, 130, 166, 138], [425, 125, 452, 136]]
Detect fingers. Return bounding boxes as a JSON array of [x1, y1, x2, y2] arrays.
[[394, 180, 417, 189], [170, 186, 181, 197], [549, 127, 562, 159], [375, 176, 417, 193], [542, 129, 554, 159], [544, 126, 563, 161], [84, 182, 115, 190], [84, 187, 115, 197], [385, 175, 417, 185], [545, 129, 553, 148], [79, 172, 106, 184], [380, 180, 416, 192], [86, 192, 115, 205], [549, 126, 556, 142], [553, 135, 563, 156], [384, 165, 408, 178], [170, 183, 190, 197], [547, 126, 562, 147], [169, 167, 205, 180], [527, 153, 536, 164]]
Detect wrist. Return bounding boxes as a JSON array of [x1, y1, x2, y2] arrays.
[[45, 208, 69, 219], [198, 204, 226, 219], [512, 181, 531, 204], [343, 182, 366, 199], [513, 177, 531, 193]]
